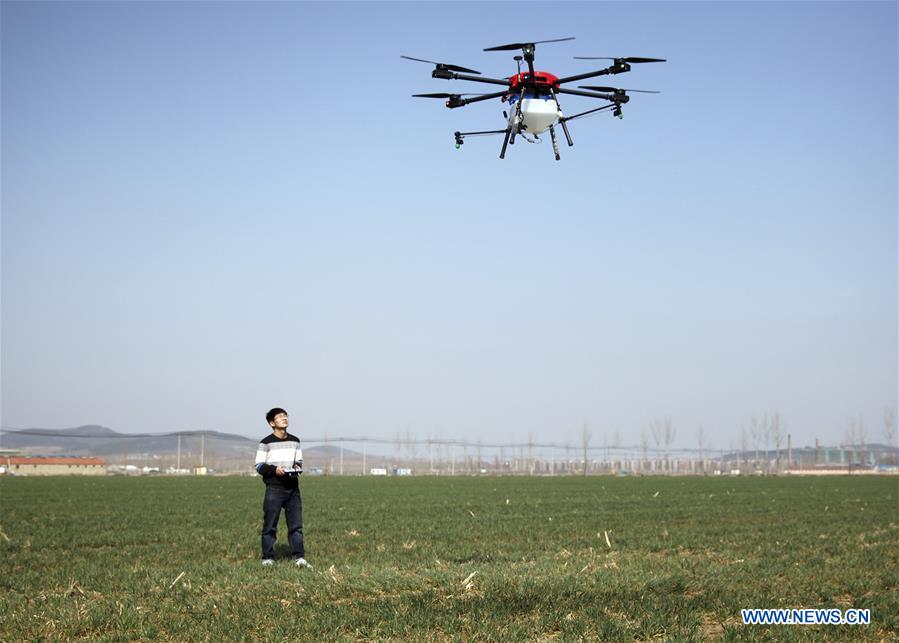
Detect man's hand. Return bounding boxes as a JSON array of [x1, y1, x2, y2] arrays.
[[275, 466, 285, 476]]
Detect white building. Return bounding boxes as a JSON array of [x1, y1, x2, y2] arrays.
[[4, 457, 106, 476]]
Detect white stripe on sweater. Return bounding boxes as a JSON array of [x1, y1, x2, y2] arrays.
[[255, 442, 302, 467]]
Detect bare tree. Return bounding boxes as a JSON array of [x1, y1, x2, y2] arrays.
[[640, 428, 649, 472], [528, 432, 535, 476], [749, 416, 762, 469], [652, 416, 675, 472], [323, 430, 332, 474], [405, 427, 414, 466], [697, 424, 706, 474], [602, 433, 609, 472], [857, 415, 867, 465], [740, 426, 749, 469], [581, 423, 591, 476], [650, 421, 663, 471], [884, 407, 897, 465], [612, 430, 621, 473], [663, 417, 676, 471], [846, 419, 857, 467], [885, 408, 898, 445], [771, 412, 783, 473]]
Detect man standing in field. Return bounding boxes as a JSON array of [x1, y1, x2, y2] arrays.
[[254, 407, 311, 568]]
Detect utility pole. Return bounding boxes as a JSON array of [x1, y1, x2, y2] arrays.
[[451, 444, 456, 476], [177, 434, 182, 471], [362, 440, 367, 476], [201, 432, 205, 469], [339, 442, 344, 476]]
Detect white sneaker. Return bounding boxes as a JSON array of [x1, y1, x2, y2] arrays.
[[295, 557, 312, 569], [262, 559, 274, 566]]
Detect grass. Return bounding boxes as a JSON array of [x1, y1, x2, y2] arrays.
[[0, 475, 896, 640]]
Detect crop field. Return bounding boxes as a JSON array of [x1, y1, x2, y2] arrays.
[[0, 475, 896, 641]]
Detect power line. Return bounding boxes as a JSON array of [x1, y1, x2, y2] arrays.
[[0, 426, 721, 455]]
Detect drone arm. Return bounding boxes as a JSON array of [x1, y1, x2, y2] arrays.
[[452, 90, 510, 108], [454, 128, 508, 137], [555, 87, 624, 101], [433, 70, 511, 87], [554, 64, 626, 85], [559, 103, 617, 124]]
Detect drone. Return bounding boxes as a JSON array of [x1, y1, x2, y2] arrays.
[[403, 37, 665, 160]]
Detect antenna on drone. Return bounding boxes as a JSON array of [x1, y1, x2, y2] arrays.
[[514, 55, 523, 75]]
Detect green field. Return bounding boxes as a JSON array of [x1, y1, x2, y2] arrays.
[[1, 475, 896, 640]]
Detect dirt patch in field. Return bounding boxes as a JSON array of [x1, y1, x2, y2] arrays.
[[698, 613, 740, 640]]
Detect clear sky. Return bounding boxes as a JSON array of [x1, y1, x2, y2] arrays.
[[2, 1, 896, 449]]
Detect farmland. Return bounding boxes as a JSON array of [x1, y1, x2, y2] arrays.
[[0, 475, 896, 640]]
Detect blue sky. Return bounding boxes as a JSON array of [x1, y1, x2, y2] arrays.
[[2, 1, 896, 449]]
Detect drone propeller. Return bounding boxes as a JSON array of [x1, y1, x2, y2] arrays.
[[484, 37, 575, 52], [412, 93, 490, 98], [401, 55, 481, 75], [579, 85, 660, 94], [573, 56, 666, 63]]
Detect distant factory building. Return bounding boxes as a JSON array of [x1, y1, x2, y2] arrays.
[[3, 457, 106, 476]]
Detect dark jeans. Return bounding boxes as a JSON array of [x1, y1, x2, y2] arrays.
[[261, 484, 304, 560]]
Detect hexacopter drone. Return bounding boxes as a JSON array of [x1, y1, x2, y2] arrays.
[[403, 37, 665, 160]]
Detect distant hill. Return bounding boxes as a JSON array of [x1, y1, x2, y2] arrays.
[[2, 425, 255, 458], [0, 425, 364, 462]]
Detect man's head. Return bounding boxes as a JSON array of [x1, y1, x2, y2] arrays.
[[266, 407, 289, 431]]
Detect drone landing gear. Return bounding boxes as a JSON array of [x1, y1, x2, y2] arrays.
[[551, 91, 575, 149], [560, 120, 574, 146], [502, 111, 518, 147], [549, 125, 560, 161], [499, 127, 513, 159]]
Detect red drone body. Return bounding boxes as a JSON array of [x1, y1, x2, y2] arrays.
[[508, 71, 560, 90]]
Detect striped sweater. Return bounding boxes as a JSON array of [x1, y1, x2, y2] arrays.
[[254, 432, 303, 487]]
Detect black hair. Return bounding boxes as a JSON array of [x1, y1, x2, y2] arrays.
[[266, 407, 288, 424]]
